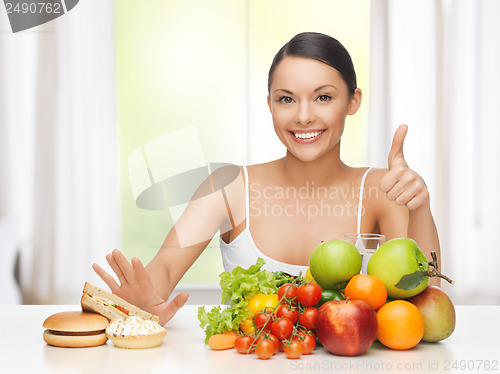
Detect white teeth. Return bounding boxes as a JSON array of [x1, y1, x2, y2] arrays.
[[293, 130, 324, 139]]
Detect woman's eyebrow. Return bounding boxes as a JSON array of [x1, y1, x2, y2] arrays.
[[273, 85, 337, 95], [273, 88, 294, 95], [315, 84, 337, 92]]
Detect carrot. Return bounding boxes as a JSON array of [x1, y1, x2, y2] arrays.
[[208, 332, 238, 350]]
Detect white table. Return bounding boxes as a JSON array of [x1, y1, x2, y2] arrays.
[[1, 305, 498, 374]]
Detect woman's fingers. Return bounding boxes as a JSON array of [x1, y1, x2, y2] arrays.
[[92, 262, 120, 292], [94, 250, 186, 326], [382, 125, 430, 211], [109, 249, 137, 286], [406, 190, 429, 210], [384, 178, 428, 210], [158, 292, 189, 326], [105, 251, 128, 286], [387, 125, 409, 170], [379, 170, 398, 193], [381, 166, 429, 210], [131, 256, 155, 293], [394, 188, 416, 206]]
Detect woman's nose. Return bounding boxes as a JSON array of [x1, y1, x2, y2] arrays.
[[296, 102, 313, 126]]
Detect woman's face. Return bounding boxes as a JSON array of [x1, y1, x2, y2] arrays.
[[268, 56, 361, 163]]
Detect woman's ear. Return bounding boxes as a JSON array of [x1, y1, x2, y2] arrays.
[[267, 95, 272, 113], [347, 88, 362, 115]]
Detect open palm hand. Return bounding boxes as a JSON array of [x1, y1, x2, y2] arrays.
[[92, 249, 188, 326]]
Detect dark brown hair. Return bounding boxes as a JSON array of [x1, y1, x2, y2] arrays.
[[268, 32, 357, 94]]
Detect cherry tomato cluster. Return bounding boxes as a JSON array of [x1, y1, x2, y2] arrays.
[[236, 281, 322, 360]]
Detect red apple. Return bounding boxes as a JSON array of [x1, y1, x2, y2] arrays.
[[315, 299, 378, 356], [407, 286, 456, 342]]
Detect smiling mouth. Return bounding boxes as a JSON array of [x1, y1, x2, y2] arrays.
[[291, 130, 326, 140]]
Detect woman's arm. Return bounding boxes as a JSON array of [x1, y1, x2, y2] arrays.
[[94, 166, 245, 323], [407, 202, 440, 286], [148, 165, 245, 296], [146, 181, 232, 299]]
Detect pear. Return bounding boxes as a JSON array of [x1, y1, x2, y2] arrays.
[[407, 286, 456, 342]]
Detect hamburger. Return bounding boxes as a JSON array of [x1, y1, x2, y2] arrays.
[[80, 282, 160, 323], [43, 311, 109, 348]]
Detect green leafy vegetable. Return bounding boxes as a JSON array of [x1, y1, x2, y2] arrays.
[[219, 258, 277, 307], [274, 271, 297, 287], [197, 306, 243, 343], [198, 258, 295, 343]]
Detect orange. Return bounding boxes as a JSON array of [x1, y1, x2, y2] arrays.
[[344, 274, 387, 310], [376, 300, 425, 350]]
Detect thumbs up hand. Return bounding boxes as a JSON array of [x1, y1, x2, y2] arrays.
[[379, 125, 429, 210]]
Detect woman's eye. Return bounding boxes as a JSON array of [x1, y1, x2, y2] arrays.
[[317, 94, 331, 102], [278, 96, 293, 104]]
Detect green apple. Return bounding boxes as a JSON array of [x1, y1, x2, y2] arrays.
[[309, 239, 361, 290], [367, 237, 429, 299], [407, 286, 456, 342]]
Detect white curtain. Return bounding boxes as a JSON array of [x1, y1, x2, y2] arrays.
[[0, 0, 119, 304], [369, 0, 500, 305]]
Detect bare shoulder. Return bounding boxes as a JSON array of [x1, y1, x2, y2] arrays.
[[184, 164, 245, 227], [362, 168, 389, 207], [191, 164, 243, 200], [246, 159, 285, 184], [365, 167, 388, 185], [247, 159, 283, 175], [342, 166, 383, 187]]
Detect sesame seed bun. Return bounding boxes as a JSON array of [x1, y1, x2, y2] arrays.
[[43, 311, 109, 348]]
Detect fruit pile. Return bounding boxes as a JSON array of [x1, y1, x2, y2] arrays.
[[199, 237, 455, 359], [310, 238, 456, 355]]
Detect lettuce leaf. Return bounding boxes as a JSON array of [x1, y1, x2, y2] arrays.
[[197, 258, 294, 343], [219, 258, 277, 307], [197, 305, 246, 343]]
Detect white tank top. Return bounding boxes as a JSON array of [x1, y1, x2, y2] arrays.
[[219, 166, 374, 276]]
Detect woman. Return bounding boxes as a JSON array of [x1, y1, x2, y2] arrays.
[[93, 32, 440, 325]]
